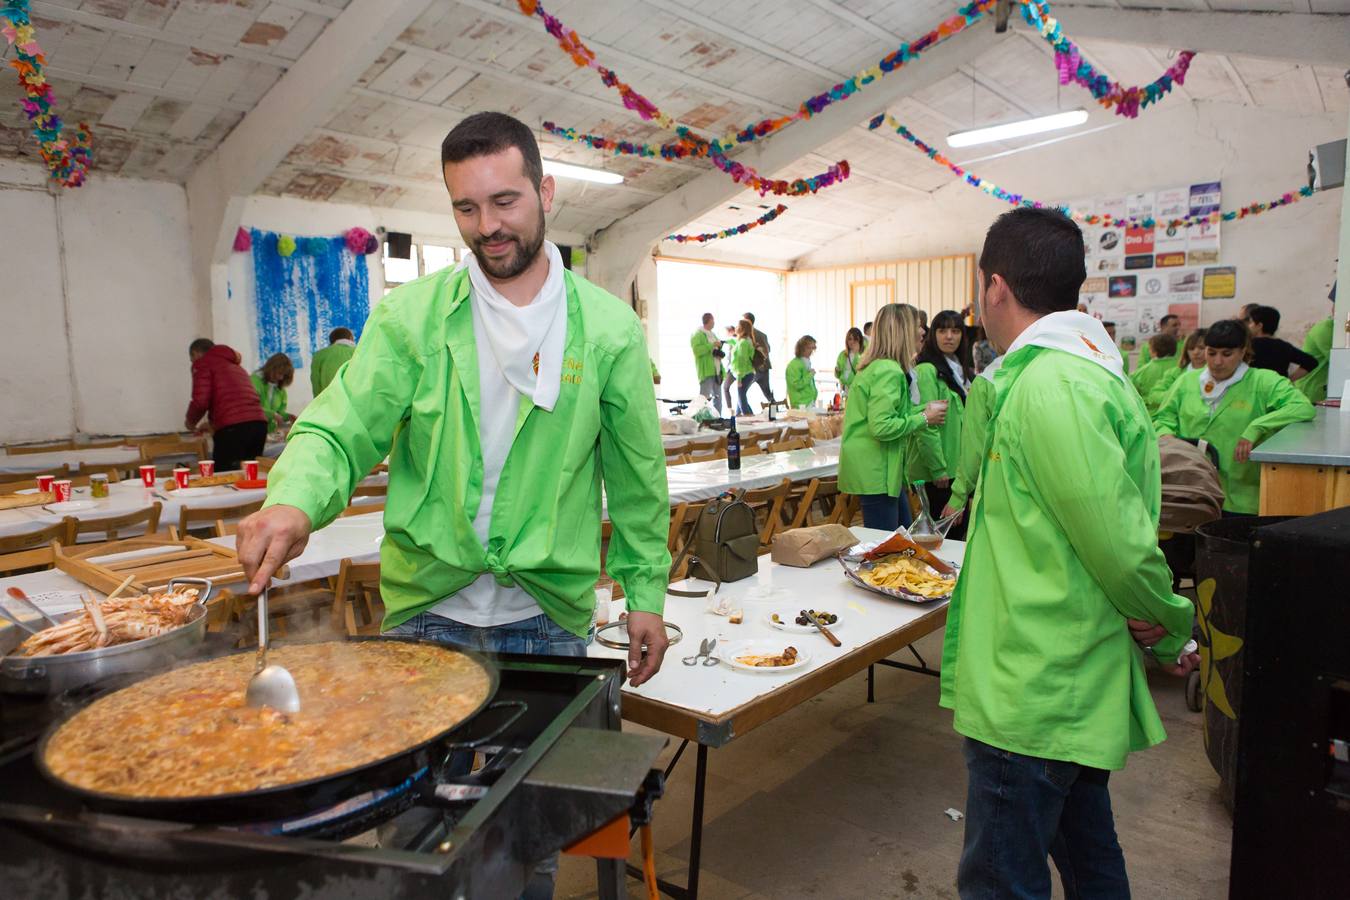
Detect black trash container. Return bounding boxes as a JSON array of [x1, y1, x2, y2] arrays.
[[1193, 515, 1292, 809]]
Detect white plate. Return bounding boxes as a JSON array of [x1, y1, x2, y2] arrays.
[[719, 639, 811, 674], [43, 500, 99, 513], [768, 610, 844, 634], [171, 487, 216, 498]]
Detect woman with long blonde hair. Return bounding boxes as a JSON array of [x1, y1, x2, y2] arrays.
[[839, 303, 947, 529]]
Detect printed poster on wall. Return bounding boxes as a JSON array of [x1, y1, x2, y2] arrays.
[[1138, 300, 1170, 336], [1202, 266, 1237, 299], [1188, 219, 1220, 265], [1189, 182, 1222, 216], [1124, 226, 1154, 270], [1168, 302, 1200, 333], [1168, 269, 1202, 296], [1126, 192, 1155, 221], [1139, 274, 1167, 299], [1154, 220, 1187, 264], [1156, 187, 1189, 220], [1108, 275, 1137, 298]]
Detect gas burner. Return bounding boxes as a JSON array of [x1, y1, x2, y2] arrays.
[[0, 652, 667, 900]]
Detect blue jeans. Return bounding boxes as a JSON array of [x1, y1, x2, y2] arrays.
[[383, 612, 583, 900], [699, 375, 723, 414], [859, 491, 913, 531], [387, 610, 586, 656], [958, 738, 1130, 900], [736, 373, 756, 415]]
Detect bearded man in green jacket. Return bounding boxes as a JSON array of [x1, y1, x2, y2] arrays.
[[943, 208, 1199, 899], [237, 113, 671, 690]]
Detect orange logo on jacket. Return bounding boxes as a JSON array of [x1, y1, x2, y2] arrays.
[[1079, 334, 1104, 355]]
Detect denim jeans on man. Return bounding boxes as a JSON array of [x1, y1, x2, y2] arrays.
[[698, 375, 723, 414], [958, 738, 1130, 899], [381, 611, 585, 900], [859, 492, 912, 531]]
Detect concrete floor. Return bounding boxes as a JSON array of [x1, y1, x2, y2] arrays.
[[556, 628, 1232, 899]]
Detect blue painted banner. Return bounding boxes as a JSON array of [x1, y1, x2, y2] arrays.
[[250, 229, 369, 369]]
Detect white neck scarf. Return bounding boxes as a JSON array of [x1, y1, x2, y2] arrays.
[[460, 240, 567, 412], [1198, 362, 1248, 412], [907, 368, 921, 405], [1004, 311, 1127, 384], [977, 354, 1003, 384], [944, 354, 969, 391], [701, 326, 718, 343], [333, 338, 355, 348]]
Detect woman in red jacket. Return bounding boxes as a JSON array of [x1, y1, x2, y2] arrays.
[[186, 339, 268, 472]]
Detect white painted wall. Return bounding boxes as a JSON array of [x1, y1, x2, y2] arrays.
[[795, 102, 1344, 344], [0, 161, 196, 443]]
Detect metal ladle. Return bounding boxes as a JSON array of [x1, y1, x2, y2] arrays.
[[245, 587, 300, 713]]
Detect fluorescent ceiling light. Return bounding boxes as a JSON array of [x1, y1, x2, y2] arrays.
[[542, 159, 624, 185], [946, 109, 1089, 149]]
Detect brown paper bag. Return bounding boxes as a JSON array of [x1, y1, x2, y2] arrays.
[[771, 524, 858, 567]]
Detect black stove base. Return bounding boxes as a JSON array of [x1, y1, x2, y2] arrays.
[[0, 652, 666, 900]]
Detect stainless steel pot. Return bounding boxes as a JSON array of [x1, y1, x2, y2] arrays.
[[0, 578, 215, 695]]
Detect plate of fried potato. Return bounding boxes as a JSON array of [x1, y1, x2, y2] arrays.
[[838, 551, 958, 603]]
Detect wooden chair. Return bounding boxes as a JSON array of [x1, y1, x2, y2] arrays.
[[0, 464, 71, 488], [69, 503, 164, 544], [739, 439, 765, 458], [830, 494, 861, 526], [666, 501, 708, 581], [664, 441, 693, 462], [352, 483, 387, 497], [667, 453, 693, 466], [5, 439, 75, 455], [340, 501, 385, 518], [331, 559, 383, 635], [140, 436, 208, 474], [0, 520, 75, 576], [785, 476, 843, 530], [741, 478, 792, 548], [767, 436, 812, 453], [173, 499, 265, 539], [76, 463, 126, 480]]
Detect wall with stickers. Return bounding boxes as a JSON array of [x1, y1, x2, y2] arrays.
[[796, 101, 1343, 346]]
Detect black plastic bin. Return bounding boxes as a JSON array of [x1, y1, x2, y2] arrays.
[[1193, 515, 1292, 809]]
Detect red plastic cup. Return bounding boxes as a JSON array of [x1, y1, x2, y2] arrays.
[[36, 474, 55, 493], [243, 460, 259, 481], [139, 464, 157, 488], [198, 459, 215, 478], [52, 479, 73, 503], [173, 467, 191, 489]]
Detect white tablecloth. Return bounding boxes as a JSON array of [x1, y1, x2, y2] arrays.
[[0, 446, 141, 476], [661, 418, 808, 449], [590, 529, 962, 717], [0, 475, 386, 541], [662, 442, 840, 506]]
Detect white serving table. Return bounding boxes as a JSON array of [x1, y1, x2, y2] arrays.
[[660, 417, 808, 450], [662, 441, 839, 506], [587, 528, 961, 899]]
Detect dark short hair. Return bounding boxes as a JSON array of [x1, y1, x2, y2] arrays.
[[1149, 333, 1178, 358], [863, 321, 873, 332], [189, 338, 214, 355], [1206, 319, 1252, 353], [979, 208, 1086, 315], [1248, 305, 1280, 335], [701, 312, 714, 325], [1102, 321, 1117, 329], [1159, 314, 1179, 327], [743, 312, 756, 324], [329, 327, 354, 343], [441, 112, 543, 189]]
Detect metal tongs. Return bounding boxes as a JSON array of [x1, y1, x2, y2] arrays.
[[245, 587, 300, 712]]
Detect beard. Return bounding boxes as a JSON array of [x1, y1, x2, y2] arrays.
[[470, 204, 546, 280]]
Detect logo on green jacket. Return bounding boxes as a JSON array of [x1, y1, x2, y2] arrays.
[[563, 356, 584, 385]]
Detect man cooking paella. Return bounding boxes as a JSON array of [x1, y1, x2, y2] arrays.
[[236, 111, 672, 688]]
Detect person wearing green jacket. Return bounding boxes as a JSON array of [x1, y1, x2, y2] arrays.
[[909, 309, 973, 538], [690, 312, 723, 412], [942, 355, 998, 518], [785, 335, 819, 409], [236, 112, 672, 698], [1146, 327, 1206, 410], [1297, 283, 1336, 403], [838, 303, 945, 530], [1152, 319, 1316, 515], [730, 318, 757, 415], [310, 327, 356, 398], [250, 353, 294, 434], [1129, 332, 1180, 415], [943, 208, 1198, 898], [834, 327, 863, 393]]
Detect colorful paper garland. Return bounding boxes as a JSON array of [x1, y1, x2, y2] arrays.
[[1019, 0, 1192, 118], [542, 122, 849, 196], [665, 204, 788, 243], [868, 113, 1317, 228], [0, 0, 92, 187]]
